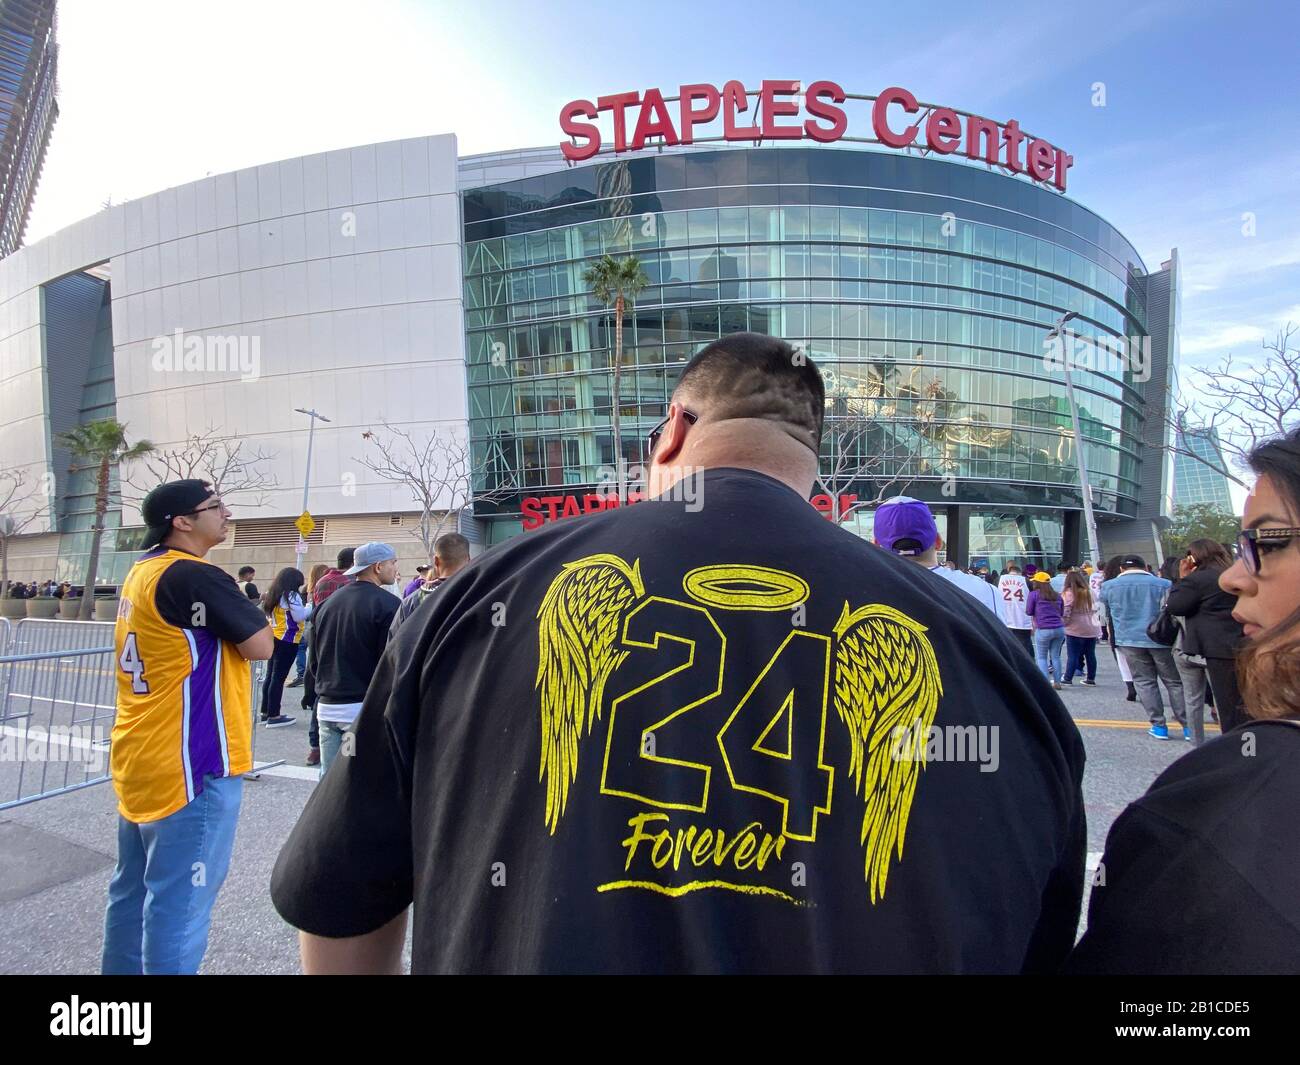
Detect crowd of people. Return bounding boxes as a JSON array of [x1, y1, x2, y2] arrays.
[[4, 579, 79, 598], [97, 333, 1298, 975]]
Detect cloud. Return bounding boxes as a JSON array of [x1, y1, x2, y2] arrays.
[[1180, 323, 1266, 356]]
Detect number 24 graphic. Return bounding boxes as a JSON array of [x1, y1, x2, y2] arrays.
[[598, 596, 834, 841]]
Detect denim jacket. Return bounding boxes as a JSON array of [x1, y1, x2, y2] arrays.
[[1099, 571, 1171, 648]]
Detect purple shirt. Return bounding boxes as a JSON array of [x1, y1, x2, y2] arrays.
[[1026, 590, 1065, 629], [403, 576, 427, 598]]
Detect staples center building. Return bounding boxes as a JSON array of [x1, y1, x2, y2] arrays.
[[0, 81, 1178, 586]]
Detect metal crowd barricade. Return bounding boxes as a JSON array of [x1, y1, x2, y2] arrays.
[[0, 639, 285, 808], [6, 617, 116, 656], [244, 658, 285, 778], [0, 645, 116, 809]]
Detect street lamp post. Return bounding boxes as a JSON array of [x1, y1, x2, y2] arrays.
[[1046, 312, 1102, 569], [293, 407, 331, 567]]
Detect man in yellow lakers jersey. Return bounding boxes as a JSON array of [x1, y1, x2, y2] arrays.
[[104, 479, 272, 974]]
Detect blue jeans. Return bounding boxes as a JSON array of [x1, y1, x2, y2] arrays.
[[294, 640, 307, 677], [1033, 627, 1066, 682], [319, 721, 351, 777], [1064, 635, 1098, 682], [102, 774, 243, 974]]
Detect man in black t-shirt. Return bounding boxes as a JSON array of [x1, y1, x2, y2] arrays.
[[271, 333, 1086, 974], [305, 542, 401, 776]]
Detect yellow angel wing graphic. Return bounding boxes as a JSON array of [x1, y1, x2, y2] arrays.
[[832, 602, 943, 903], [535, 553, 645, 833]]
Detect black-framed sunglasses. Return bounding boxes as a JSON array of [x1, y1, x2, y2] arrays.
[[646, 409, 698, 456], [184, 500, 225, 517], [1237, 527, 1300, 575]]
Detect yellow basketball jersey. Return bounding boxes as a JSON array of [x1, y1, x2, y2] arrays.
[[111, 549, 253, 822], [270, 597, 306, 643]]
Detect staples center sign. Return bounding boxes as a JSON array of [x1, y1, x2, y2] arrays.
[[559, 80, 1074, 192]]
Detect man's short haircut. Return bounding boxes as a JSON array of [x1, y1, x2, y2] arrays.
[[1005, 562, 1020, 573], [434, 532, 470, 566], [337, 547, 355, 570], [673, 332, 825, 451], [238, 566, 255, 578], [1056, 563, 1070, 573]]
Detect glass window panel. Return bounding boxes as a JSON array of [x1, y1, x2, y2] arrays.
[[717, 207, 748, 241], [871, 209, 898, 244], [688, 209, 718, 244], [839, 207, 866, 242], [809, 206, 838, 241], [749, 205, 780, 241], [782, 206, 809, 240], [661, 211, 689, 247]]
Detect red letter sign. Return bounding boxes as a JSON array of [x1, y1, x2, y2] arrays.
[[679, 83, 721, 144], [560, 99, 600, 161], [804, 80, 847, 142], [872, 86, 919, 148], [760, 79, 803, 139]]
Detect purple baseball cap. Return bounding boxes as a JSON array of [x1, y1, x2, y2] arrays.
[[873, 496, 939, 555]]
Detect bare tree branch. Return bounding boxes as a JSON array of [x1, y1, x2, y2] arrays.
[[816, 354, 955, 517], [0, 465, 52, 599], [1153, 324, 1299, 488], [121, 428, 279, 509], [355, 423, 518, 559]]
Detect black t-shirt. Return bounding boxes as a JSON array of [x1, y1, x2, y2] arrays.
[[1066, 719, 1300, 974], [241, 580, 260, 602], [155, 554, 268, 645], [306, 581, 401, 704], [271, 468, 1086, 973]]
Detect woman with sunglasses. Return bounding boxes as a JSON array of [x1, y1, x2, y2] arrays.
[[1067, 429, 1300, 973]]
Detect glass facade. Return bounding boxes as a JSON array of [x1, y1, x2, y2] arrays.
[[461, 147, 1151, 550], [1173, 425, 1235, 513], [0, 0, 58, 256]]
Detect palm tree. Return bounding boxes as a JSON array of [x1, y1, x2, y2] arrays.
[[582, 254, 649, 501], [56, 419, 153, 618]]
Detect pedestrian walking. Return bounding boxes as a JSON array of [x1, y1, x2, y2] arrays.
[[997, 562, 1034, 659], [1099, 555, 1187, 740], [1061, 571, 1101, 685], [237, 566, 259, 601], [1027, 571, 1066, 689]]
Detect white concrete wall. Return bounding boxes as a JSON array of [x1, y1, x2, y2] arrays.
[[0, 133, 470, 532]]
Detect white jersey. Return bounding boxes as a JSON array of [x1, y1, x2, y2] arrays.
[[1089, 572, 1106, 619], [931, 566, 1004, 621], [998, 573, 1031, 629]]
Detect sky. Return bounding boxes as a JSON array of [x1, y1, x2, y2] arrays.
[[25, 0, 1300, 508]]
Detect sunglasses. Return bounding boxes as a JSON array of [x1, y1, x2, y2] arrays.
[[184, 500, 225, 517], [646, 409, 698, 456], [1236, 527, 1300, 576]]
